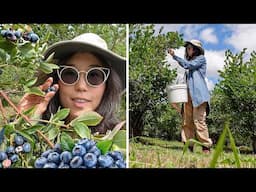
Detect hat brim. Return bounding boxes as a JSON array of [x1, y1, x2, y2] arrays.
[[43, 40, 126, 91], [184, 41, 204, 55]]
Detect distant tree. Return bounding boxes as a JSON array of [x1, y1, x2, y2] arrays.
[[129, 24, 183, 138]]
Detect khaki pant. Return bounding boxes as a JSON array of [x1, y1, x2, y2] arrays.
[[181, 91, 212, 148]]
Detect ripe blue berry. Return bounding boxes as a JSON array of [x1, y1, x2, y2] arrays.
[[34, 157, 47, 168], [23, 142, 31, 153]]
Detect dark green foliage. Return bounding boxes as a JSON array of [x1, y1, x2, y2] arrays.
[[129, 24, 184, 138], [208, 49, 256, 149]]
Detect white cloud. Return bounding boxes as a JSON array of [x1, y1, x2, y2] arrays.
[[225, 24, 256, 53], [205, 50, 225, 77], [200, 28, 218, 44]]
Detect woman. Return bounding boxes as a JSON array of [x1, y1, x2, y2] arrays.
[[18, 33, 126, 134], [168, 39, 212, 153]]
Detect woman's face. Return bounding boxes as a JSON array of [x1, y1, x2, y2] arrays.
[[58, 52, 107, 121], [186, 45, 194, 57]]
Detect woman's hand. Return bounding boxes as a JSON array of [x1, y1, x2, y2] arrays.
[[17, 77, 59, 117], [168, 48, 175, 56]]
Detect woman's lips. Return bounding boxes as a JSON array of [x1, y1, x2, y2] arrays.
[[72, 98, 90, 108]]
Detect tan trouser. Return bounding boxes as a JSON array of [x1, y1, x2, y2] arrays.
[[181, 91, 212, 147]]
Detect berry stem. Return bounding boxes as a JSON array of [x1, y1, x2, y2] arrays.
[[31, 118, 70, 129], [0, 98, 8, 124], [36, 130, 54, 148], [0, 91, 31, 124]]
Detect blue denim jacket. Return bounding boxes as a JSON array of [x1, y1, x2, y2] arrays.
[[173, 55, 210, 113]]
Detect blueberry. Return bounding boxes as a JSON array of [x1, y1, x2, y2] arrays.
[[98, 155, 114, 168], [60, 151, 72, 164], [5, 30, 16, 41], [10, 154, 19, 163], [14, 135, 24, 146], [115, 160, 126, 168], [72, 145, 86, 157], [34, 157, 47, 168], [6, 146, 15, 155], [47, 152, 60, 164], [83, 153, 97, 168], [23, 142, 31, 153], [14, 31, 22, 39], [30, 33, 39, 43], [43, 162, 57, 168], [41, 149, 53, 158], [107, 151, 124, 161], [70, 156, 83, 168], [77, 138, 89, 148], [45, 86, 56, 93], [1, 30, 7, 37], [0, 151, 7, 161], [85, 140, 96, 151], [88, 146, 101, 157], [15, 146, 23, 153]]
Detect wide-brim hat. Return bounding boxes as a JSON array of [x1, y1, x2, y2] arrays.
[[43, 33, 126, 90], [184, 39, 204, 55]]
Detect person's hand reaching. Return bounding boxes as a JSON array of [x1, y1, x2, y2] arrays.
[[168, 48, 175, 56], [17, 77, 59, 117]]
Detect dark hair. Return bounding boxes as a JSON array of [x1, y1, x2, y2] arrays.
[[36, 51, 122, 134], [185, 44, 203, 60]]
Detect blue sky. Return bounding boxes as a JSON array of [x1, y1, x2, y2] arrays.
[[154, 24, 256, 91]]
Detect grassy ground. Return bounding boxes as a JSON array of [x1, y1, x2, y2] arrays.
[[129, 137, 256, 168]]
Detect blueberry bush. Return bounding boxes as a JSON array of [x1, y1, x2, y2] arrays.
[[0, 24, 126, 168]]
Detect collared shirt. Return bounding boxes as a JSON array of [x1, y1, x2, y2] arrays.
[[172, 54, 210, 110]]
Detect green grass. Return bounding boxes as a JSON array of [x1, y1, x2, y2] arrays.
[[129, 137, 256, 168]]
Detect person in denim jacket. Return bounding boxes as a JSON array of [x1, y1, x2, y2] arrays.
[[168, 40, 212, 153]]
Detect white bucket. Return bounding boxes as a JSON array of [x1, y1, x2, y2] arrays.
[[166, 84, 188, 103]]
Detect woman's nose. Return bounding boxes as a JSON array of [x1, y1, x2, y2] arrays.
[[75, 74, 89, 91]]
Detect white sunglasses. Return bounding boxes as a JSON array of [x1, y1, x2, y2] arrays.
[[57, 65, 110, 87]]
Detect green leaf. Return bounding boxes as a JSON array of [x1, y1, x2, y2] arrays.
[[73, 122, 91, 139], [26, 87, 45, 96], [23, 124, 45, 134], [4, 124, 15, 137], [39, 62, 59, 74], [0, 48, 8, 62], [60, 132, 75, 151], [69, 111, 103, 127], [25, 77, 38, 87], [227, 126, 241, 168], [96, 140, 113, 155], [48, 127, 59, 141], [111, 130, 126, 150], [99, 121, 126, 140], [19, 42, 35, 55], [52, 108, 70, 121], [0, 39, 16, 54], [210, 121, 228, 168]]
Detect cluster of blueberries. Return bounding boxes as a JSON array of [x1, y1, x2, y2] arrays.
[[0, 28, 39, 43], [34, 138, 126, 168], [0, 135, 31, 168]]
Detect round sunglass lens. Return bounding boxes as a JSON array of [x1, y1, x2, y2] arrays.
[[61, 68, 78, 84], [87, 69, 105, 86]]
